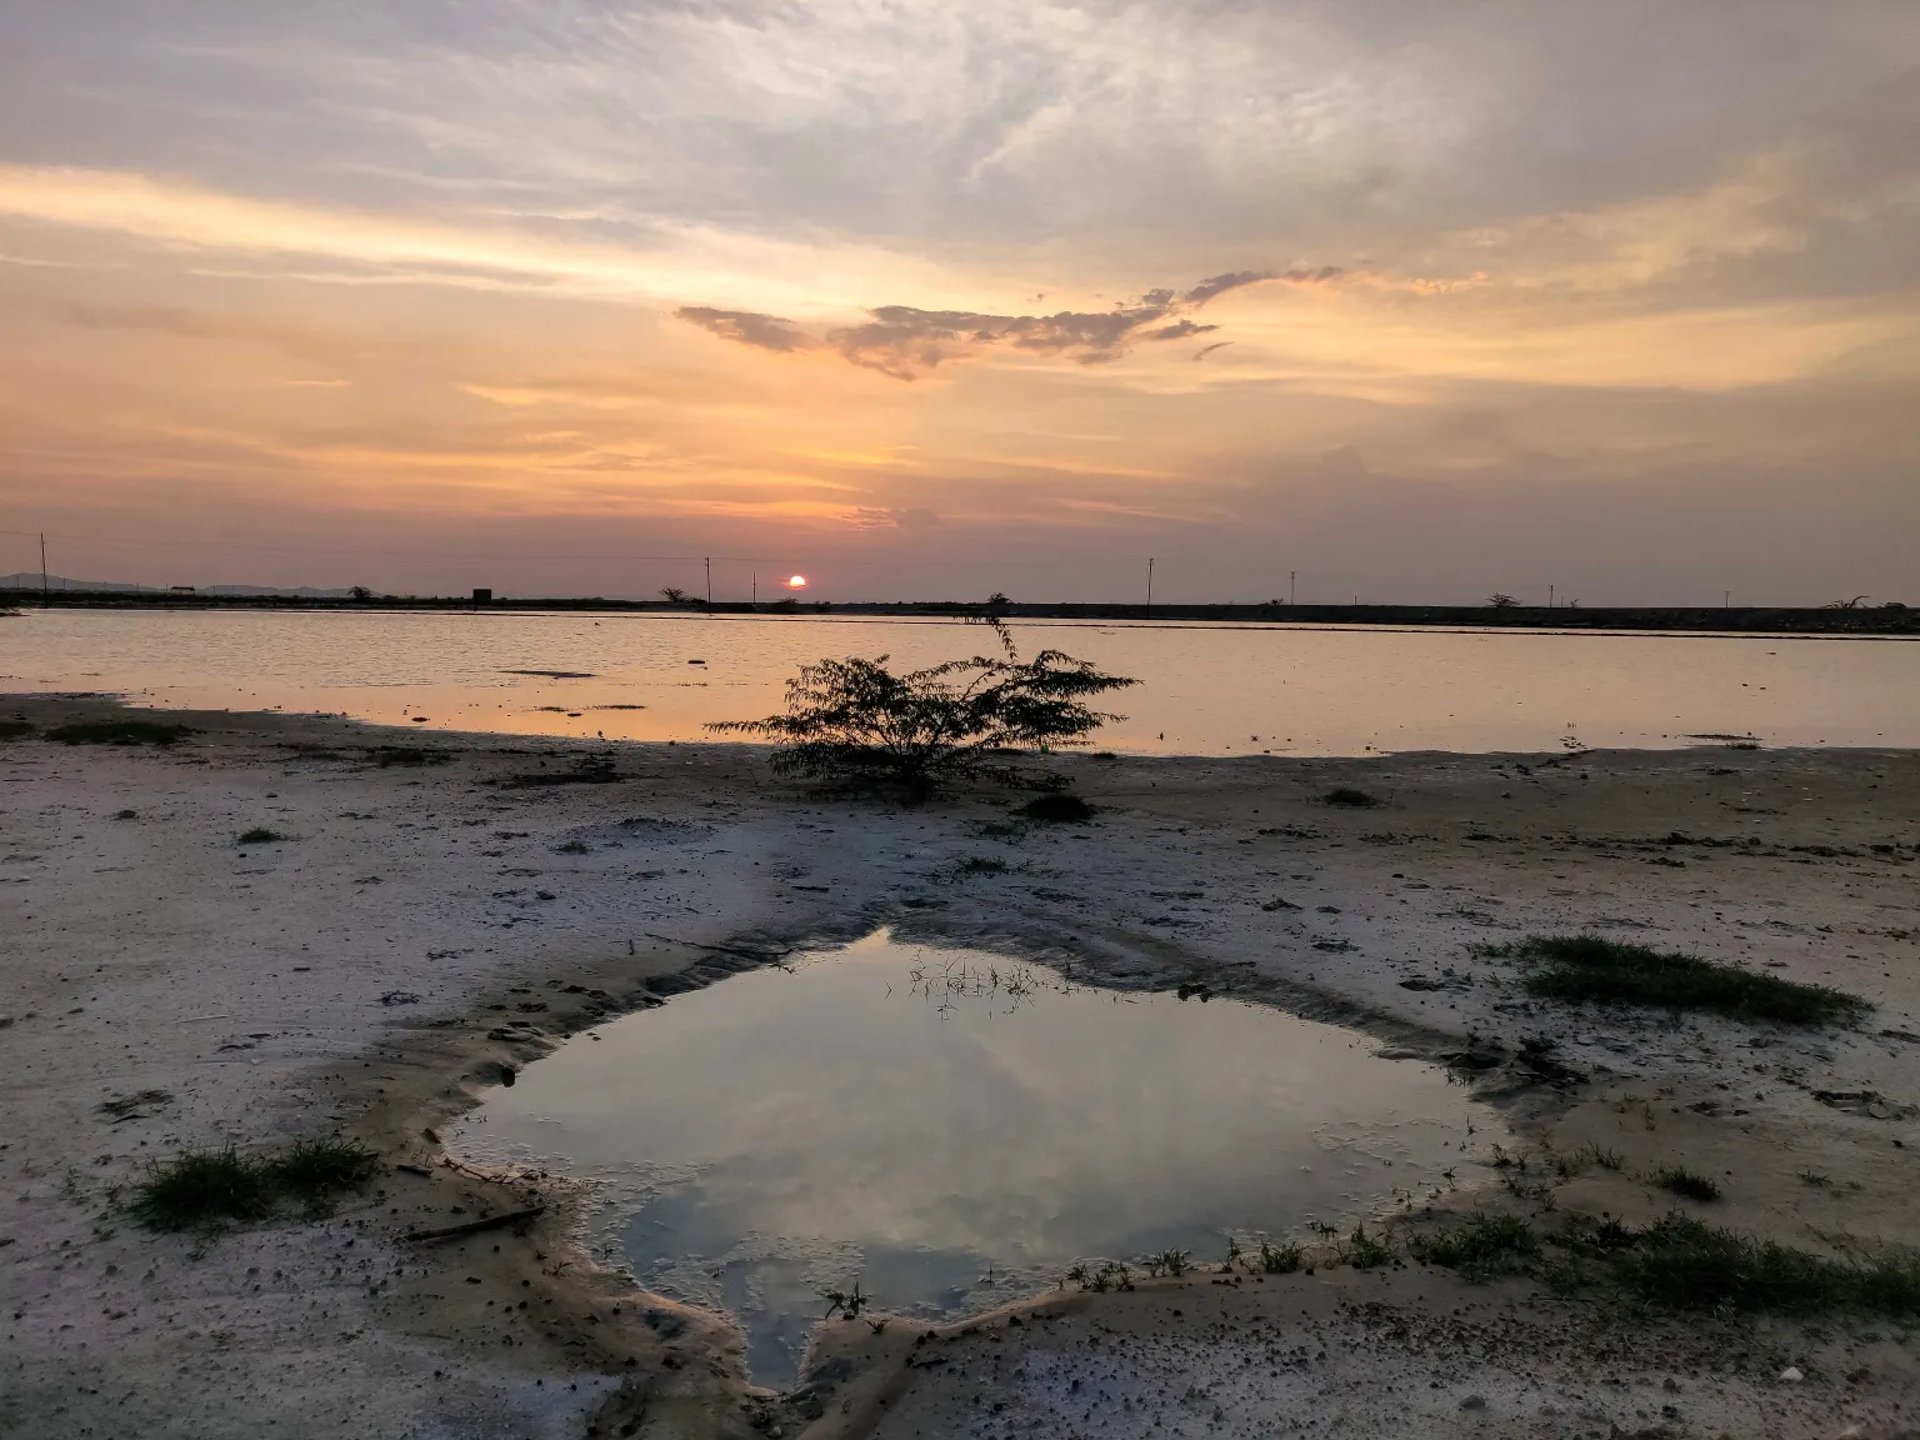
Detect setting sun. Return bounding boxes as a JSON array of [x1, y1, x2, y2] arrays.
[[786, 574, 808, 589]]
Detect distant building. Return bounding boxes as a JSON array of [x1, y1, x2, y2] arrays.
[[472, 587, 493, 604]]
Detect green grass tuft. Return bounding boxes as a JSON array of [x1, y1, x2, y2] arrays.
[[1653, 1166, 1722, 1201], [128, 1137, 381, 1232], [1484, 933, 1867, 1026], [1342, 1224, 1395, 1270], [1258, 1239, 1302, 1274], [1419, 1213, 1540, 1271], [1614, 1215, 1920, 1317], [129, 1149, 278, 1231], [1321, 787, 1381, 808], [270, 1137, 380, 1214], [47, 719, 195, 746], [235, 827, 287, 846], [1022, 792, 1095, 822]]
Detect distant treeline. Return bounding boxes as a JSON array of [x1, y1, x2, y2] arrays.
[[3, 588, 1914, 635]]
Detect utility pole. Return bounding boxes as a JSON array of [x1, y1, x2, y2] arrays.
[[1145, 557, 1154, 615], [751, 571, 758, 607], [1723, 590, 1731, 609], [1289, 570, 1296, 606], [704, 556, 712, 607], [1549, 583, 1555, 609], [39, 532, 49, 606]]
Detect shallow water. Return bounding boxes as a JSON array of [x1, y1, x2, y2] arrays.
[[451, 932, 1493, 1384], [5, 608, 1915, 756]]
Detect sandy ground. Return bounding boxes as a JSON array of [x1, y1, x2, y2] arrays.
[[1, 694, 1916, 1439]]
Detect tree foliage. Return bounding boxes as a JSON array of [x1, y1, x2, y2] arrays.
[[710, 624, 1135, 798], [1486, 592, 1521, 609]]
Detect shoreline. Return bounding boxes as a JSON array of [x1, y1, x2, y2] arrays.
[[7, 592, 1918, 637], [3, 695, 1916, 1438]]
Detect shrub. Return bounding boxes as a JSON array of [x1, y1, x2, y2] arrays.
[[1484, 934, 1867, 1026], [235, 827, 286, 846], [711, 625, 1135, 800], [0, 720, 33, 741], [271, 1137, 380, 1214]]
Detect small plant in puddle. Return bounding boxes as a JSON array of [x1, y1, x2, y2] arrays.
[[1222, 1235, 1244, 1273], [1258, 1240, 1302, 1274], [1653, 1166, 1722, 1201], [820, 1279, 869, 1320], [1322, 787, 1380, 808], [1480, 934, 1867, 1026], [235, 827, 287, 846]]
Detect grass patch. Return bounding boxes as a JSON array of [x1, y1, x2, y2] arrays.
[[46, 719, 195, 746], [128, 1137, 380, 1232], [1258, 1239, 1303, 1274], [1483, 934, 1867, 1026], [0, 719, 34, 741], [1322, 787, 1381, 808], [1418, 1213, 1540, 1272], [128, 1149, 278, 1231], [1614, 1215, 1920, 1317], [1653, 1166, 1722, 1201], [1022, 792, 1095, 822], [270, 1137, 380, 1214], [1341, 1224, 1395, 1270], [369, 745, 454, 767], [235, 827, 287, 846], [953, 855, 1010, 876]]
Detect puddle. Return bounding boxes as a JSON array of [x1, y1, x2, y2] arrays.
[[452, 931, 1497, 1385]]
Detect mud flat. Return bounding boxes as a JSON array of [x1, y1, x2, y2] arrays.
[[1, 694, 1916, 1439]]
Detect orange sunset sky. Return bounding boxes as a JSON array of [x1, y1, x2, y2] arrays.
[[1, 2, 1916, 603]]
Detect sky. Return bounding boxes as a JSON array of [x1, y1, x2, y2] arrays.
[[1, 1, 1916, 605]]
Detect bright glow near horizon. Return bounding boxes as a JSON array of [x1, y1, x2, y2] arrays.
[[0, 4, 1915, 605]]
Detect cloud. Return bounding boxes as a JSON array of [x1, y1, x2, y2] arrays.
[[680, 267, 1310, 378], [1145, 319, 1218, 340], [673, 306, 816, 353], [1193, 340, 1235, 361], [848, 506, 942, 529]]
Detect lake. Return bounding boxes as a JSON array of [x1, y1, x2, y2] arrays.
[[4, 608, 1916, 756]]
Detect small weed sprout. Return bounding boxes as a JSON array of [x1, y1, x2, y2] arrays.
[[235, 827, 287, 846], [1143, 1248, 1191, 1278], [819, 1279, 869, 1320]]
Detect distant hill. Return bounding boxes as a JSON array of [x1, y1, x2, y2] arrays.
[[0, 572, 353, 599]]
